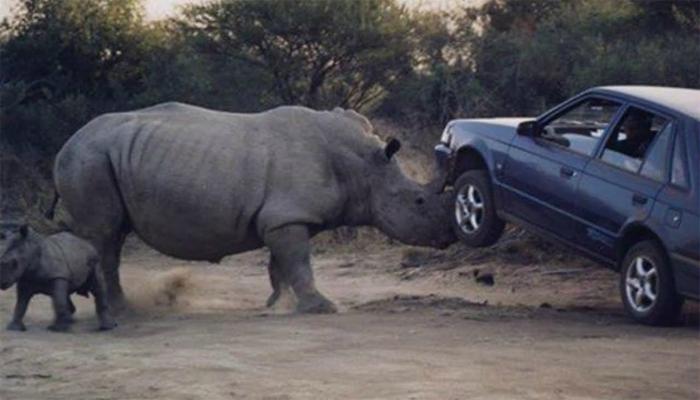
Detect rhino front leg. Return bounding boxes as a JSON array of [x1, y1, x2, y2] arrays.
[[263, 225, 336, 314], [265, 254, 294, 308], [6, 282, 33, 331]]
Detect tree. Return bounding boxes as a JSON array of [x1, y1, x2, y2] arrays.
[[0, 0, 157, 152], [379, 0, 700, 125], [1, 0, 152, 100], [178, 0, 414, 110]]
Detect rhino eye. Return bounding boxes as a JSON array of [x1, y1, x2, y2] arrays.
[[415, 197, 425, 206], [0, 233, 4, 240]]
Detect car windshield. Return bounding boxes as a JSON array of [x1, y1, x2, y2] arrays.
[[551, 99, 620, 123], [553, 119, 608, 128], [541, 98, 622, 155]]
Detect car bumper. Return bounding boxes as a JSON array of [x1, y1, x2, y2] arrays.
[[433, 143, 455, 193]]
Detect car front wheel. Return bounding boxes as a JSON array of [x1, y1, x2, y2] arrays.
[[451, 170, 505, 247], [619, 240, 683, 326]]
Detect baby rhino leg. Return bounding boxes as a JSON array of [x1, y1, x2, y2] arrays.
[[6, 282, 33, 331], [48, 279, 73, 332]]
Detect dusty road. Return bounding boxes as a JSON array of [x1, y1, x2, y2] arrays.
[[1, 238, 699, 400]]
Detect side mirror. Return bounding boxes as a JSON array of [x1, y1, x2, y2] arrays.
[[516, 120, 540, 137]]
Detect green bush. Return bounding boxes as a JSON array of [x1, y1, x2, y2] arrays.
[[379, 0, 700, 125], [1, 0, 699, 161]]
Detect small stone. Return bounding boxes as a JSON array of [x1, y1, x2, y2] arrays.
[[475, 273, 495, 286]]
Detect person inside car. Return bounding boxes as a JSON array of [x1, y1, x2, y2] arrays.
[[610, 109, 655, 158]]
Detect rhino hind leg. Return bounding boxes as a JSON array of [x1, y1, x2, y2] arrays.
[[88, 269, 118, 331], [55, 153, 131, 313], [263, 225, 336, 314], [265, 254, 295, 308], [96, 232, 130, 313]]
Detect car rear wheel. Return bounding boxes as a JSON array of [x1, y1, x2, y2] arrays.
[[619, 240, 683, 326], [451, 170, 505, 247]]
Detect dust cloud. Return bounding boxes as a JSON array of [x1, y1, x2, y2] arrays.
[[127, 267, 196, 311]]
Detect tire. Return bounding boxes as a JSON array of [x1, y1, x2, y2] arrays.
[[451, 170, 505, 247], [619, 240, 684, 326]]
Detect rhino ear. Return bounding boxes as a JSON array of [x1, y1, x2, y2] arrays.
[[384, 137, 401, 160]]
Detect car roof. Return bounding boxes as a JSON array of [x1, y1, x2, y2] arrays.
[[589, 86, 700, 120]]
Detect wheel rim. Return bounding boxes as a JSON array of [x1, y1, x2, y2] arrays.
[[455, 184, 484, 234], [625, 256, 658, 313]]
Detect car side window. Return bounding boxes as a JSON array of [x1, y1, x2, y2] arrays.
[[639, 122, 672, 181], [671, 131, 689, 188], [540, 98, 622, 156], [600, 107, 669, 175]]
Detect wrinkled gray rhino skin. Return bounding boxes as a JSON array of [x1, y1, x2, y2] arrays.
[[0, 222, 117, 332], [53, 103, 455, 312]]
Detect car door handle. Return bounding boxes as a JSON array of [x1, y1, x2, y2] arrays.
[[632, 194, 648, 206], [560, 167, 576, 178]]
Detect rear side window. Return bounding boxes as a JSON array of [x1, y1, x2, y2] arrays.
[[541, 98, 622, 156], [601, 107, 669, 174], [639, 122, 673, 181], [671, 132, 689, 188]]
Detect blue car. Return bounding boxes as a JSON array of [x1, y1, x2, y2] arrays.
[[434, 86, 699, 325]]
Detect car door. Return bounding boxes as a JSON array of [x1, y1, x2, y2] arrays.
[[645, 120, 700, 297], [501, 96, 622, 242], [576, 105, 674, 260]]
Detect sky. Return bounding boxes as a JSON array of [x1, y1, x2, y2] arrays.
[[0, 0, 471, 21]]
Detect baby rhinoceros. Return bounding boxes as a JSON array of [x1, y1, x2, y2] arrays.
[[0, 222, 117, 332]]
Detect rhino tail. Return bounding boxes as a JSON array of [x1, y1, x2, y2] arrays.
[[44, 189, 59, 220]]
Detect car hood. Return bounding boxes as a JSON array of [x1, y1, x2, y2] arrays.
[[449, 117, 532, 144]]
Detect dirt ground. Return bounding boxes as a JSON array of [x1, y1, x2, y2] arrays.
[[1, 237, 699, 400]]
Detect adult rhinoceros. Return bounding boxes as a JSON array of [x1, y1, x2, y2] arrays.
[[51, 103, 455, 313]]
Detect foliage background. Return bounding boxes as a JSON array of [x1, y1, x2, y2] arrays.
[[0, 0, 698, 219]]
